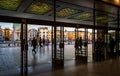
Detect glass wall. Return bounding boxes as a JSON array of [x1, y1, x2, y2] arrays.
[[27, 24, 52, 74], [93, 1, 119, 61], [0, 0, 120, 76], [50, 25, 65, 67], [0, 22, 21, 76], [87, 29, 93, 62], [64, 27, 75, 61], [93, 29, 106, 61], [108, 30, 116, 58], [53, 26, 64, 64]]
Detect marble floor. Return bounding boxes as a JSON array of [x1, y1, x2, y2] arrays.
[[31, 57, 120, 76], [0, 44, 119, 76]]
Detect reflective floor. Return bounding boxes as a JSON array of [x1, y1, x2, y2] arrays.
[[31, 57, 120, 76], [1, 43, 118, 76]]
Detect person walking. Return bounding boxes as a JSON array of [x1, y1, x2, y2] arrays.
[[42, 38, 45, 46], [39, 37, 42, 48], [32, 37, 37, 54], [75, 37, 79, 51], [78, 37, 83, 51]]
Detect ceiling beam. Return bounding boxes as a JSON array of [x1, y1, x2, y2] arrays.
[[17, 0, 34, 12]]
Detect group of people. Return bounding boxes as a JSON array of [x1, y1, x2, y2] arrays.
[[75, 37, 88, 50], [94, 35, 116, 61], [31, 35, 116, 59], [94, 37, 105, 61], [7, 40, 20, 47], [74, 37, 83, 51], [31, 37, 50, 54], [74, 35, 116, 61], [74, 37, 88, 54]]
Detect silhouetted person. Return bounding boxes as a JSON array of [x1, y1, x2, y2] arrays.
[[75, 38, 79, 50], [29, 38, 32, 46], [78, 37, 83, 50], [75, 37, 83, 53], [32, 37, 37, 54], [46, 38, 50, 46], [8, 41, 10, 46], [109, 36, 115, 58], [42, 38, 45, 46], [39, 37, 42, 48], [95, 38, 104, 61], [8, 40, 11, 46]]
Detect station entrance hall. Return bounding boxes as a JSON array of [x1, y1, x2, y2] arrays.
[[0, 0, 120, 76]]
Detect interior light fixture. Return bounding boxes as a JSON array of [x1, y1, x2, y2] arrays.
[[102, 0, 120, 6], [115, 0, 119, 3]]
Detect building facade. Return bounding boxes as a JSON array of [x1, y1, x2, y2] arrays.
[[38, 27, 49, 39], [0, 26, 4, 40], [13, 23, 21, 41], [28, 29, 38, 40]]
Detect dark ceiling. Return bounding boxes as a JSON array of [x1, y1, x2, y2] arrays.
[[0, 0, 118, 27], [102, 0, 120, 7]]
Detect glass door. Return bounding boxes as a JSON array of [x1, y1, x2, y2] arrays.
[[64, 27, 75, 61], [0, 22, 21, 76], [87, 29, 93, 62], [21, 20, 28, 76], [52, 26, 64, 66], [94, 29, 107, 61], [27, 24, 53, 74], [108, 30, 117, 58], [75, 27, 88, 63]]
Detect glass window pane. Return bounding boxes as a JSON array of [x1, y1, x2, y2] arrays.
[[0, 22, 21, 76]]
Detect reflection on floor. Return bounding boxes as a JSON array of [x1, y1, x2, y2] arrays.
[[0, 44, 102, 76], [31, 57, 120, 76]]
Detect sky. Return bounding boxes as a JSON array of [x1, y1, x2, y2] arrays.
[[28, 24, 51, 30], [0, 22, 13, 30], [0, 22, 52, 30]]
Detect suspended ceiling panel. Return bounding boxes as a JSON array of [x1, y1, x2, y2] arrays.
[[54, 0, 93, 25], [0, 0, 23, 11], [25, 0, 53, 15], [70, 12, 93, 20], [56, 8, 79, 18]]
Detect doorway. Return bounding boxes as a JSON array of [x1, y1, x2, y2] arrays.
[[27, 24, 53, 74], [63, 27, 93, 64], [108, 30, 117, 58], [63, 27, 75, 66], [74, 27, 88, 63]]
